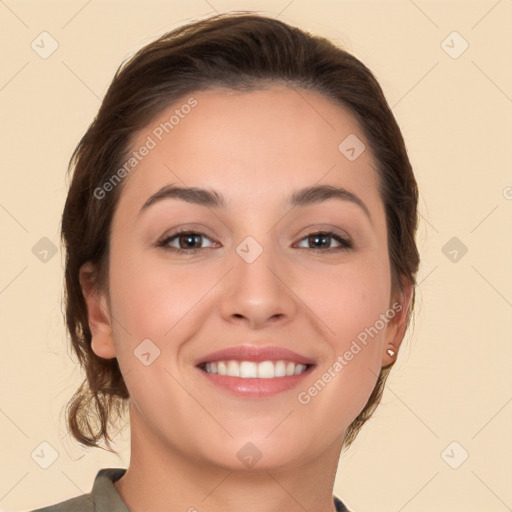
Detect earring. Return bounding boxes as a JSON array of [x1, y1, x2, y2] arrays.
[[386, 347, 396, 357]]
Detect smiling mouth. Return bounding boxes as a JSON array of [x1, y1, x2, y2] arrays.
[[198, 360, 314, 379]]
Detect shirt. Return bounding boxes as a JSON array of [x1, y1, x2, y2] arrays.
[[29, 467, 350, 511]]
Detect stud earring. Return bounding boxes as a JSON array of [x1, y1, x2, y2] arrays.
[[386, 347, 395, 357]]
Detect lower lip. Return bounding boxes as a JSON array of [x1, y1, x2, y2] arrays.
[[197, 366, 314, 398]]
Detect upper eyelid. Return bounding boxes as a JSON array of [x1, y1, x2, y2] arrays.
[[160, 222, 351, 239], [160, 229, 216, 243]]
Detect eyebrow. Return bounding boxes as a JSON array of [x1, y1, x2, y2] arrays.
[[138, 183, 372, 222]]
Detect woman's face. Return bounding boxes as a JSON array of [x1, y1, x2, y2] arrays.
[[83, 86, 411, 471]]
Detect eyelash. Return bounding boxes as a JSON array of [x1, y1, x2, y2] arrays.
[[156, 230, 353, 255]]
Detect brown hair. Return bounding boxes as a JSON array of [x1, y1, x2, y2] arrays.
[[61, 11, 420, 453]]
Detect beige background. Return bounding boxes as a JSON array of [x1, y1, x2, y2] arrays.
[[1, 1, 511, 511]]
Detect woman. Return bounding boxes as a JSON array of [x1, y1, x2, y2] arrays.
[[31, 11, 419, 512]]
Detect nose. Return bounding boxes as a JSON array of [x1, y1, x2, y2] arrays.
[[219, 240, 298, 330]]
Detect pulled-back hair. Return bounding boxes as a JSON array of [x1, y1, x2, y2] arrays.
[[61, 11, 419, 453]]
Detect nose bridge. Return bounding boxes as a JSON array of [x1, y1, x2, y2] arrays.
[[235, 233, 280, 289], [219, 232, 297, 327]]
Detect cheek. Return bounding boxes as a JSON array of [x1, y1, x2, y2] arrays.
[[301, 253, 391, 344], [106, 252, 206, 415], [107, 243, 196, 336], [297, 255, 391, 416]]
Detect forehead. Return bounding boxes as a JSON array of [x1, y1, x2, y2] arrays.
[[117, 86, 381, 216]]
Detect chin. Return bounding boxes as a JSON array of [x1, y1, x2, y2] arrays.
[[195, 433, 313, 473]]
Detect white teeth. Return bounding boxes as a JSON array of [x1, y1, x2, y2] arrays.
[[227, 360, 240, 377], [274, 360, 286, 377], [240, 361, 258, 378], [217, 361, 227, 375], [257, 361, 275, 379], [203, 360, 308, 378]]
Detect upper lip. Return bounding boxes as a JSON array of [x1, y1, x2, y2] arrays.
[[195, 344, 316, 366]]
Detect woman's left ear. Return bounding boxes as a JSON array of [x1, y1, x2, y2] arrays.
[[382, 279, 414, 366]]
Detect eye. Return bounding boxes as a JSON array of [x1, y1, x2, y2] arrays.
[[156, 229, 352, 255], [157, 230, 218, 254], [295, 231, 352, 252]]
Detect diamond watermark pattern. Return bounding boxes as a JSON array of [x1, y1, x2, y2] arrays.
[[31, 441, 59, 469], [338, 134, 366, 161], [237, 442, 263, 468], [442, 236, 468, 263], [441, 441, 469, 469], [236, 236, 263, 264], [32, 237, 58, 263], [441, 31, 469, 59], [134, 338, 161, 366], [31, 31, 59, 59]]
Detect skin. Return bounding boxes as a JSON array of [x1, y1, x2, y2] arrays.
[[80, 86, 413, 512]]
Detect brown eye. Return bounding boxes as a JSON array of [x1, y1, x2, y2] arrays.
[[157, 231, 218, 254], [295, 232, 352, 252]]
